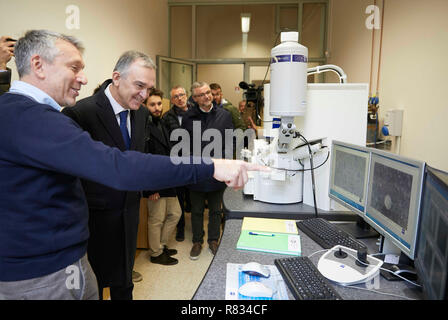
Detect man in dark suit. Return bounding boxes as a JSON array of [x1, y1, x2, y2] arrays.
[[62, 51, 153, 300]]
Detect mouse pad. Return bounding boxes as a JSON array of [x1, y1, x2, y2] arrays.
[[225, 263, 289, 300]]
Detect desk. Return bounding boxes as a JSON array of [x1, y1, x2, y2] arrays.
[[193, 189, 422, 300], [193, 219, 422, 300]]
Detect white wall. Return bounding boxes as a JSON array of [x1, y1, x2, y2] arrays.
[[2, 0, 447, 171], [0, 0, 168, 99], [197, 64, 244, 107], [327, 0, 448, 171]]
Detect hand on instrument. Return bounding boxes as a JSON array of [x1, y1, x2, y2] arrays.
[[212, 159, 269, 190]]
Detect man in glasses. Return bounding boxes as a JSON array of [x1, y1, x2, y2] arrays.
[[181, 82, 233, 260], [162, 85, 192, 242]]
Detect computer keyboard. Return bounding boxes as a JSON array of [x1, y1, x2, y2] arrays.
[[275, 256, 342, 300], [296, 218, 367, 251]]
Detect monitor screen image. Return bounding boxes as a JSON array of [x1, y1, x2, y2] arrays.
[[369, 161, 412, 230], [329, 141, 370, 215], [415, 166, 448, 300], [365, 151, 425, 259]]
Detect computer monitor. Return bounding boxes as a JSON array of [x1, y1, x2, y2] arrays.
[[365, 150, 425, 260], [329, 140, 370, 216], [414, 166, 448, 300]]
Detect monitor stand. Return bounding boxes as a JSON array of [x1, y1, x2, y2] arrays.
[[337, 217, 380, 239], [375, 252, 418, 282], [376, 238, 419, 282]]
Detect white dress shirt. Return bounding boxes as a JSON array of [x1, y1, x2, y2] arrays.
[[104, 84, 131, 133]]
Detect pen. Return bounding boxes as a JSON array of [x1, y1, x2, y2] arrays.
[[249, 232, 275, 237]]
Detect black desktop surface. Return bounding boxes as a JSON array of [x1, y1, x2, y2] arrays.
[[193, 219, 423, 300], [193, 188, 423, 300], [223, 188, 358, 221]]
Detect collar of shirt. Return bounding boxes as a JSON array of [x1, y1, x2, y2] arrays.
[[9, 80, 62, 111], [199, 104, 213, 113], [104, 84, 131, 130]]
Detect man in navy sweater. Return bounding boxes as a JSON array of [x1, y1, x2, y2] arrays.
[[0, 30, 265, 300]]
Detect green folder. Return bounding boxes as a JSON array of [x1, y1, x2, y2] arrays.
[[236, 230, 301, 256]]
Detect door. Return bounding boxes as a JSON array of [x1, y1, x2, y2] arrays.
[[156, 56, 196, 98]]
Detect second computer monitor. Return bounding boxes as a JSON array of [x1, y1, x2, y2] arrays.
[[365, 151, 425, 259], [329, 140, 370, 216]]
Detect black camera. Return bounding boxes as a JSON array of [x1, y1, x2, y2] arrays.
[[239, 81, 264, 126]]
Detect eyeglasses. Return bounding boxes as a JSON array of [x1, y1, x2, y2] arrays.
[[194, 90, 212, 99], [172, 93, 186, 100]]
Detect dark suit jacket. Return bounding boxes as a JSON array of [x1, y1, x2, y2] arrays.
[[181, 104, 234, 192], [142, 116, 176, 198], [62, 79, 149, 288]]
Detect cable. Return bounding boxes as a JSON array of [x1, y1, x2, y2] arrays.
[[344, 284, 417, 300], [366, 139, 388, 146], [307, 249, 329, 259], [297, 134, 319, 218], [378, 267, 421, 288], [368, 0, 377, 96], [259, 147, 330, 173], [306, 65, 347, 83], [344, 251, 421, 288], [376, 0, 386, 97], [306, 249, 417, 299]]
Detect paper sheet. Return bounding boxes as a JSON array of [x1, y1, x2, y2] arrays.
[[225, 263, 290, 300], [241, 217, 298, 234]]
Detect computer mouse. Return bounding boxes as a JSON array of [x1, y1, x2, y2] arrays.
[[238, 281, 274, 298], [241, 262, 270, 278]]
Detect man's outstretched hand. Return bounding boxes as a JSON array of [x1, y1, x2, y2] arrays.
[[212, 159, 270, 190]]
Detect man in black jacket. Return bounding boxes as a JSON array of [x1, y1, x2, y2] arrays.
[[144, 88, 181, 266], [62, 51, 153, 300], [162, 85, 191, 241], [181, 82, 234, 260]]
